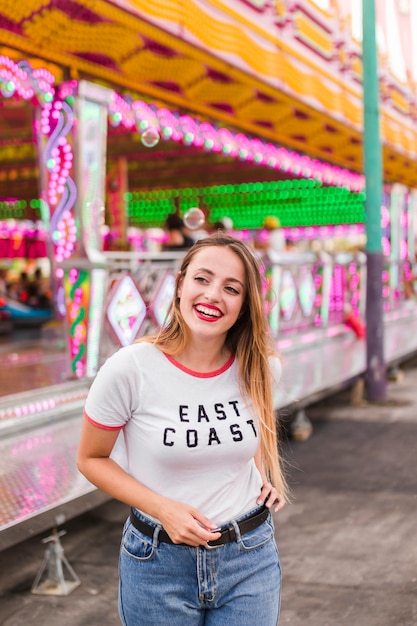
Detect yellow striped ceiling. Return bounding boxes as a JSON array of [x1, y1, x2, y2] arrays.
[[0, 0, 417, 187]]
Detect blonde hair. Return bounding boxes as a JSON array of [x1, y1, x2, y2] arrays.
[[142, 233, 289, 502]]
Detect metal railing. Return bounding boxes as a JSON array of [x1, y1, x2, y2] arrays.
[[98, 250, 417, 354]]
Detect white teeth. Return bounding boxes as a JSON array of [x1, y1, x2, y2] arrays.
[[196, 305, 221, 317]]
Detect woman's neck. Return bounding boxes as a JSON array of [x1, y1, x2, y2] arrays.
[[173, 340, 231, 373]]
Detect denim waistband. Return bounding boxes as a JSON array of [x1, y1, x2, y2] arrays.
[[130, 504, 269, 548]]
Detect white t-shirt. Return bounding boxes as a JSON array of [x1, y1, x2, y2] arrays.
[[84, 342, 281, 526]]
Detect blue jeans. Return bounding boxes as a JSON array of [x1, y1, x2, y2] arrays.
[[119, 506, 281, 626]]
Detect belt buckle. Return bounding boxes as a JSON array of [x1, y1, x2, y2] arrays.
[[205, 526, 225, 549], [205, 524, 234, 549]]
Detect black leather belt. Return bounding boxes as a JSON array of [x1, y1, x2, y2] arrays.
[[130, 505, 269, 547]]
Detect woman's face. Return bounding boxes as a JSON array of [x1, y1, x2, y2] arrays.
[[177, 246, 246, 341]]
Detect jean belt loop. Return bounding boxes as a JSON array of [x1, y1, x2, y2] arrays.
[[153, 524, 163, 547], [231, 519, 242, 543]]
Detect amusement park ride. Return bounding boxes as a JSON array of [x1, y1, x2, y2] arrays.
[[1, 0, 417, 552]]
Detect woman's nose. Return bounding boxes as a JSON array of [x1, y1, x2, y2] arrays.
[[204, 283, 220, 301]]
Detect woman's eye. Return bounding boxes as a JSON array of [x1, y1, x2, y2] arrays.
[[226, 286, 240, 294], [194, 276, 207, 283]]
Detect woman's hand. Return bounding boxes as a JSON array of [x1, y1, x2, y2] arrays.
[[257, 482, 286, 513], [158, 500, 221, 546]]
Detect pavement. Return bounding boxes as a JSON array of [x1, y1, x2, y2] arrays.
[[0, 324, 68, 396], [0, 356, 417, 625]]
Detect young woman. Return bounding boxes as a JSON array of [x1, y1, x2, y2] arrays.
[[77, 233, 288, 626]]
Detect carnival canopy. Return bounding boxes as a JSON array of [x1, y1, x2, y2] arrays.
[[1, 0, 417, 206]]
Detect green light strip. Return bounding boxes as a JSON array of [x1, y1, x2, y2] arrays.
[[0, 198, 43, 220], [0, 180, 366, 231], [126, 180, 366, 229]]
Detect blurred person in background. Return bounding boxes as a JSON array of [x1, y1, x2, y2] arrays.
[[255, 216, 286, 259], [162, 212, 195, 251]]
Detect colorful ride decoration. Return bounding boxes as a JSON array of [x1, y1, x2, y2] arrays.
[[0, 219, 48, 259], [0, 55, 54, 104], [63, 268, 90, 378], [38, 86, 77, 265], [0, 56, 55, 260], [126, 180, 366, 231], [36, 74, 369, 378], [262, 252, 333, 337], [109, 95, 364, 193], [2, 44, 417, 379], [329, 253, 366, 322], [1, 0, 416, 188], [45, 81, 112, 377], [63, 266, 107, 378], [38, 79, 112, 268], [106, 275, 147, 347]]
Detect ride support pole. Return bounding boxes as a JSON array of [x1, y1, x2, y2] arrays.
[[362, 0, 387, 401]]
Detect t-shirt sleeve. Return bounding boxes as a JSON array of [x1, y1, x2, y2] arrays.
[[84, 347, 138, 429]]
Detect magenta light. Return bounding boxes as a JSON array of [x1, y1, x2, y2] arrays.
[[109, 91, 364, 192], [1, 55, 55, 104]]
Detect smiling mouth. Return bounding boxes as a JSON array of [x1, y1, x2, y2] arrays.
[[194, 304, 223, 320]]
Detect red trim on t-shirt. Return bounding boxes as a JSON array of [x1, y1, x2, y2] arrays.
[[84, 409, 124, 431], [163, 353, 235, 378]]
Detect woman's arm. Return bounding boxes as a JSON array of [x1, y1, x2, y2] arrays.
[[254, 447, 286, 513], [77, 417, 221, 544], [77, 418, 163, 514]]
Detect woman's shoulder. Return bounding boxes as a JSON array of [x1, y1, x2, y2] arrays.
[[125, 340, 162, 359], [103, 341, 161, 367]]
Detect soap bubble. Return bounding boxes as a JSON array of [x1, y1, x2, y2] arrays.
[[141, 128, 160, 148], [183, 207, 205, 230]]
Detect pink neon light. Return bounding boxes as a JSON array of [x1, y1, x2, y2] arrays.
[[0, 56, 55, 104], [108, 93, 364, 192]]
